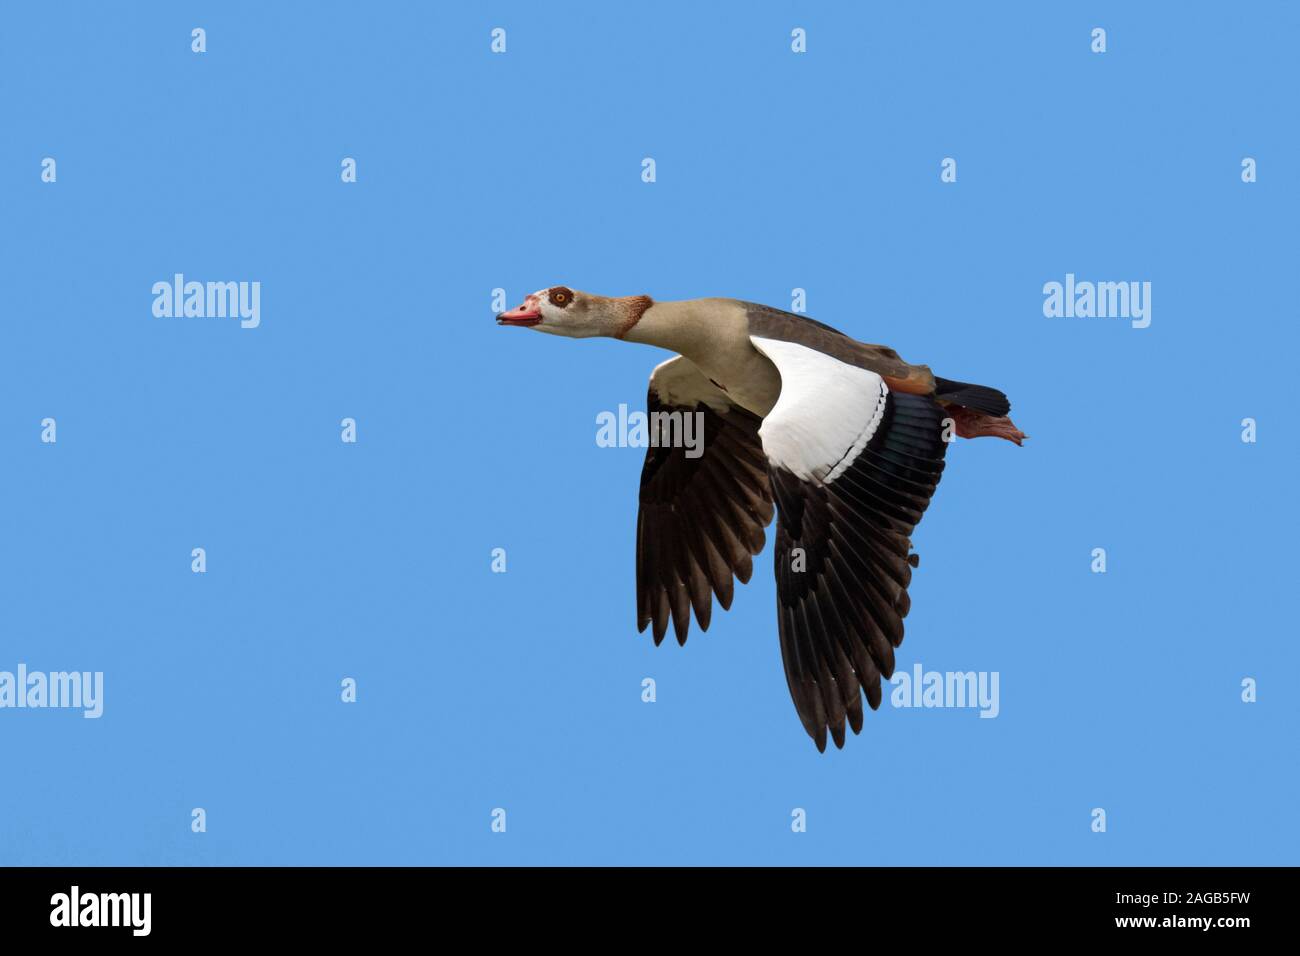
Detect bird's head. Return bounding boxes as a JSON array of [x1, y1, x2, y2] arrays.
[[497, 286, 652, 339]]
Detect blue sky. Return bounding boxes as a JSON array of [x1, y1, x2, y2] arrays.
[[1, 1, 1295, 865]]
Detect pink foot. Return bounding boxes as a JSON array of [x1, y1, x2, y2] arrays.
[[948, 405, 1027, 445]]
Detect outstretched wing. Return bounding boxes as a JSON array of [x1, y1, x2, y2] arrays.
[[636, 356, 774, 645], [750, 336, 948, 751]]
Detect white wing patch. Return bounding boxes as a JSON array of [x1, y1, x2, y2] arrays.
[[750, 336, 888, 484], [649, 355, 734, 412]]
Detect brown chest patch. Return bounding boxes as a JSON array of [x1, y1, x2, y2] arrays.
[[613, 295, 655, 338]]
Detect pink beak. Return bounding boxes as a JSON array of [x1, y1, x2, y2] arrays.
[[498, 298, 542, 327]]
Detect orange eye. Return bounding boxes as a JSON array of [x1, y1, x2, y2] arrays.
[[549, 288, 571, 306]]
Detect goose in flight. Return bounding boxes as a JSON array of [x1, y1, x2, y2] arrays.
[[498, 287, 1026, 751]]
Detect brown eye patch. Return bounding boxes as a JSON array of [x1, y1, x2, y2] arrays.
[[548, 287, 573, 307]]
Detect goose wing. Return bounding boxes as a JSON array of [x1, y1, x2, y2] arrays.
[[749, 336, 949, 751], [636, 356, 774, 645]]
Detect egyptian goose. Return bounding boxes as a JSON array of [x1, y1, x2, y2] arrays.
[[499, 288, 1026, 751]]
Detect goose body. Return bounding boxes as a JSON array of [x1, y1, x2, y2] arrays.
[[499, 288, 1026, 751]]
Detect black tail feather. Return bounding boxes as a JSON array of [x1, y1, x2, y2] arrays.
[[933, 377, 1010, 417]]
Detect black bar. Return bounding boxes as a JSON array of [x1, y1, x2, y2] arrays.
[[0, 866, 1285, 940]]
